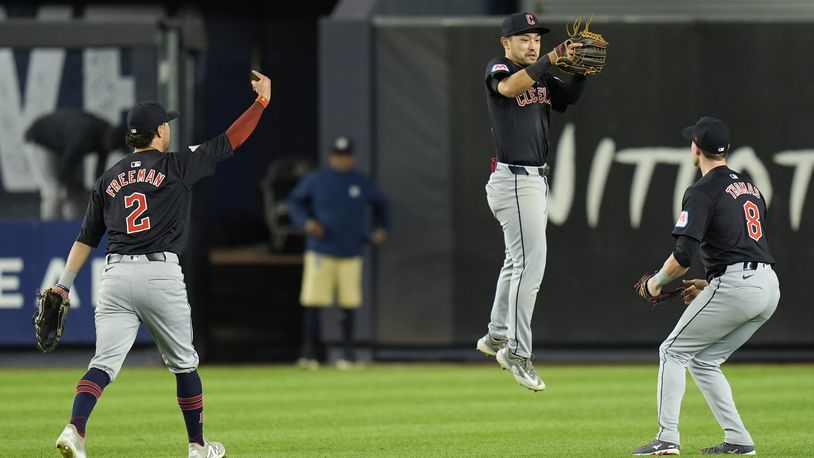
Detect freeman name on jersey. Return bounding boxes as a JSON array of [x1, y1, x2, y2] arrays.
[[105, 168, 166, 198]]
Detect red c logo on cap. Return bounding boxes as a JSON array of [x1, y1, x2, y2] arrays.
[[526, 13, 536, 25]]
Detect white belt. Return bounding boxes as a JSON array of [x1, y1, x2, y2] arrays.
[[496, 162, 549, 177], [106, 252, 179, 264]]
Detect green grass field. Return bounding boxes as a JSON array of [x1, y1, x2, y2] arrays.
[[2, 363, 812, 457]]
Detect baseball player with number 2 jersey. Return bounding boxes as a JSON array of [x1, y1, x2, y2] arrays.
[[50, 70, 271, 458], [632, 117, 779, 456]]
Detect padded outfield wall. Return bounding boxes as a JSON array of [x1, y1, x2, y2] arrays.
[[321, 17, 814, 350]]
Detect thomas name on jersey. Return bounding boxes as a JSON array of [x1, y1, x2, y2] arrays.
[[725, 181, 762, 200], [104, 168, 166, 198]]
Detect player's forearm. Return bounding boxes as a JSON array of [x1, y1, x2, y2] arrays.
[[498, 52, 556, 98], [651, 254, 690, 288], [58, 241, 94, 290], [225, 95, 269, 150], [497, 71, 537, 98]]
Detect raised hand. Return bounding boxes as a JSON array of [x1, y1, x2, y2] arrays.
[[251, 70, 271, 100]]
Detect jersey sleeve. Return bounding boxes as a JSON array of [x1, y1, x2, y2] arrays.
[[544, 73, 585, 113], [672, 188, 713, 242], [363, 176, 391, 231], [287, 173, 316, 227], [485, 58, 514, 95], [76, 178, 107, 247], [171, 133, 235, 189]]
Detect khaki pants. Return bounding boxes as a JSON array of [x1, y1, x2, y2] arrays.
[[300, 251, 362, 308]]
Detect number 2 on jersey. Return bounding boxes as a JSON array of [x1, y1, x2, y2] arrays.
[[743, 200, 762, 242], [125, 192, 151, 234]]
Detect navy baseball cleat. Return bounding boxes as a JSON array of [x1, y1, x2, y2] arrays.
[[632, 439, 680, 455], [699, 442, 756, 455], [476, 333, 507, 357]]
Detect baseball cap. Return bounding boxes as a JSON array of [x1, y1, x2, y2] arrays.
[[331, 136, 353, 155], [682, 116, 731, 155], [501, 12, 550, 38], [127, 101, 179, 135]]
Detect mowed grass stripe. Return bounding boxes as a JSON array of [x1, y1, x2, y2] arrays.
[[0, 364, 811, 457]]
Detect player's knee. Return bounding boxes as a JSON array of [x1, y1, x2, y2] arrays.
[[164, 351, 199, 374], [660, 346, 691, 367], [658, 341, 678, 360], [689, 357, 718, 371]]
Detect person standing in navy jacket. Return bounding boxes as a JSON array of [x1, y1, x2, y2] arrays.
[[288, 137, 390, 369]]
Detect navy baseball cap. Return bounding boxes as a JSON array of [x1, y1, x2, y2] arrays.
[[682, 116, 731, 155], [331, 136, 353, 155], [127, 101, 178, 135], [501, 12, 550, 38]]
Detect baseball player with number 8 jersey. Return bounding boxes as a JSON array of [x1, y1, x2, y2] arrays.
[[50, 70, 271, 458], [632, 117, 779, 456]]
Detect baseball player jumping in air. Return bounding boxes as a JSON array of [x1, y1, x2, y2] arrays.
[[632, 117, 779, 456], [49, 70, 271, 458], [476, 12, 605, 391]]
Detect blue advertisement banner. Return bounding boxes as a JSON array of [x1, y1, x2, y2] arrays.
[[0, 221, 151, 346]]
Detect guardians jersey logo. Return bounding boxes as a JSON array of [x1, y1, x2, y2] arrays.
[[515, 86, 550, 107]]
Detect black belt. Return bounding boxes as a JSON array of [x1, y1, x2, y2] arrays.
[[508, 165, 549, 177], [743, 261, 760, 270], [107, 253, 167, 264], [709, 261, 767, 280]]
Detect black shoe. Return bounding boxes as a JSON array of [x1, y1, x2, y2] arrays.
[[700, 442, 756, 455], [632, 439, 680, 455]]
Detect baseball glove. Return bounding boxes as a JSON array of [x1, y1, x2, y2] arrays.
[[552, 17, 608, 76], [33, 287, 70, 352], [634, 272, 686, 307]]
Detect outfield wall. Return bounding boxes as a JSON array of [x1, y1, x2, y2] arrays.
[[321, 17, 814, 349]]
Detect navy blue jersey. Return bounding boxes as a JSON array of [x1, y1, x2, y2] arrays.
[[77, 134, 233, 254], [288, 168, 390, 257], [484, 56, 584, 166], [672, 166, 775, 278]]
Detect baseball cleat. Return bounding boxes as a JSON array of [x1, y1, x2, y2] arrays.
[[631, 439, 680, 455], [699, 442, 756, 455], [55, 424, 86, 458], [476, 333, 507, 357], [188, 439, 226, 458], [495, 347, 545, 391], [295, 357, 319, 370], [335, 359, 357, 370]]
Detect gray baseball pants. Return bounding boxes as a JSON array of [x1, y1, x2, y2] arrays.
[[656, 262, 779, 445], [485, 162, 549, 358], [89, 252, 199, 382]]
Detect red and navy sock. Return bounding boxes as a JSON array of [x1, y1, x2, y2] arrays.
[[176, 370, 205, 446], [70, 368, 110, 437]]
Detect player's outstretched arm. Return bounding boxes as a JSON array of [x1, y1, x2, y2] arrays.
[[224, 70, 271, 150], [50, 241, 94, 300]]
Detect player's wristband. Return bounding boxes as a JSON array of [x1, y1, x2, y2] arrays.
[[525, 56, 552, 81], [57, 270, 77, 291], [255, 95, 269, 108], [652, 269, 671, 288]]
